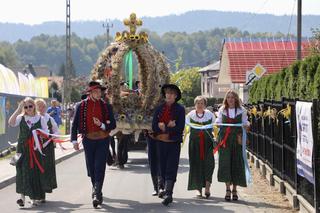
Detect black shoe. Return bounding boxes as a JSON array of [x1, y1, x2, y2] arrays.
[[118, 164, 124, 169], [161, 180, 174, 206], [225, 189, 231, 201], [162, 195, 173, 206], [232, 190, 238, 201], [92, 182, 103, 208], [205, 192, 211, 199], [16, 199, 24, 207], [92, 198, 100, 208]]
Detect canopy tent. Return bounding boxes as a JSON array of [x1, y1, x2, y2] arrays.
[[0, 64, 48, 98]]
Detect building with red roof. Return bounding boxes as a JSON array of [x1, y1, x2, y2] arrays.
[[216, 38, 311, 100]]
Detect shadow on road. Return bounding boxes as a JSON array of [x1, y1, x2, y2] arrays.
[[111, 153, 190, 175], [20, 201, 82, 213], [96, 196, 236, 213]]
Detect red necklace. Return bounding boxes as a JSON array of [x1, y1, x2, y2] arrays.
[[196, 110, 205, 119]]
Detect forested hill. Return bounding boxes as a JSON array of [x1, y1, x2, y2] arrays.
[[0, 28, 294, 76], [1, 10, 319, 43]]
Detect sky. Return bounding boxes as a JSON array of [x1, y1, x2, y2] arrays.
[[0, 0, 319, 25]]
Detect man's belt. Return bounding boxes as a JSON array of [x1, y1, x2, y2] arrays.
[[86, 130, 109, 140], [149, 133, 174, 143]]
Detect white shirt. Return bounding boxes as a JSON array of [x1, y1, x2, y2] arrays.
[[215, 106, 250, 126], [186, 109, 216, 124], [42, 113, 59, 134], [12, 114, 49, 132]]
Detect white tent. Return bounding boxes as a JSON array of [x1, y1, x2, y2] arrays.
[[0, 64, 20, 95]]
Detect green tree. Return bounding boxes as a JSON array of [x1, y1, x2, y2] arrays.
[[283, 61, 301, 98], [310, 28, 320, 55], [274, 69, 286, 100], [297, 60, 309, 99], [49, 81, 60, 99], [70, 87, 81, 103], [170, 67, 201, 107], [266, 74, 278, 100], [0, 42, 20, 67], [313, 63, 320, 99], [305, 55, 320, 99], [248, 81, 258, 103]]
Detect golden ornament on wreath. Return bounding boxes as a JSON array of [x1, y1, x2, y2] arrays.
[[90, 13, 170, 133]]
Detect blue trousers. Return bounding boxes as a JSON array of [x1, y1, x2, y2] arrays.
[[147, 137, 159, 177], [82, 137, 109, 185], [157, 141, 181, 182]]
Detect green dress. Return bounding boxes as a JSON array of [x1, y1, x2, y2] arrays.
[[16, 116, 45, 200], [217, 108, 247, 187], [187, 110, 215, 191], [41, 115, 57, 193]]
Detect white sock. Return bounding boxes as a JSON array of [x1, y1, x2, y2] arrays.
[[20, 194, 25, 202]]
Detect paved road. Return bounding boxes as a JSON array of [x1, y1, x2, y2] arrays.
[[0, 143, 263, 213]]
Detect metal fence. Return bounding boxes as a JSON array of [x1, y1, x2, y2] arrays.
[[247, 98, 319, 211]]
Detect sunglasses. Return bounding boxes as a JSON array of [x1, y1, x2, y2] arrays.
[[24, 105, 34, 109]]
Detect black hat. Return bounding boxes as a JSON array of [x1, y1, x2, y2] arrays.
[[161, 84, 182, 102], [86, 81, 107, 92]]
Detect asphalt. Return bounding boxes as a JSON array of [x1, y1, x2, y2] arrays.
[[0, 142, 83, 190]]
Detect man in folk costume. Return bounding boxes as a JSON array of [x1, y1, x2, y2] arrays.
[[71, 81, 116, 208], [150, 84, 185, 206]]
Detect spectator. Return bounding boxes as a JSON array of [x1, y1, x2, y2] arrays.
[[47, 100, 62, 127]]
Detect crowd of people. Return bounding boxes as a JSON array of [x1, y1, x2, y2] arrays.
[[9, 80, 250, 209]]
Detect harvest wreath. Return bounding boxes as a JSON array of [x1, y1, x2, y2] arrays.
[[91, 13, 170, 130]]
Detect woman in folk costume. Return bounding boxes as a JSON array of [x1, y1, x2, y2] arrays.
[[186, 96, 216, 198], [215, 90, 250, 201], [71, 81, 116, 208], [8, 97, 48, 207], [150, 84, 185, 206], [35, 98, 58, 201]]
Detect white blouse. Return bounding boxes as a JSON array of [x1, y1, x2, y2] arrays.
[[11, 114, 49, 132], [186, 109, 216, 124], [43, 113, 59, 134], [215, 106, 250, 126]]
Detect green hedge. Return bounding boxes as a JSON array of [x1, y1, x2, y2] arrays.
[[249, 54, 320, 103]]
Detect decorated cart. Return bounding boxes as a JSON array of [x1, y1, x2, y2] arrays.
[[91, 13, 170, 139]]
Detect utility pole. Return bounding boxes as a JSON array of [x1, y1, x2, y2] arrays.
[[297, 0, 302, 60], [102, 19, 113, 46], [65, 0, 72, 134], [65, 0, 72, 103]]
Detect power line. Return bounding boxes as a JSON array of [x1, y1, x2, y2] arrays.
[[240, 0, 270, 31], [102, 19, 113, 46], [280, 0, 296, 68]]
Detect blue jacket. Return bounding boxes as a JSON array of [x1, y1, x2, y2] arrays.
[[152, 102, 185, 143], [71, 98, 116, 141]]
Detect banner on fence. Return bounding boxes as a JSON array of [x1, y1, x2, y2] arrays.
[[296, 101, 314, 184]]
